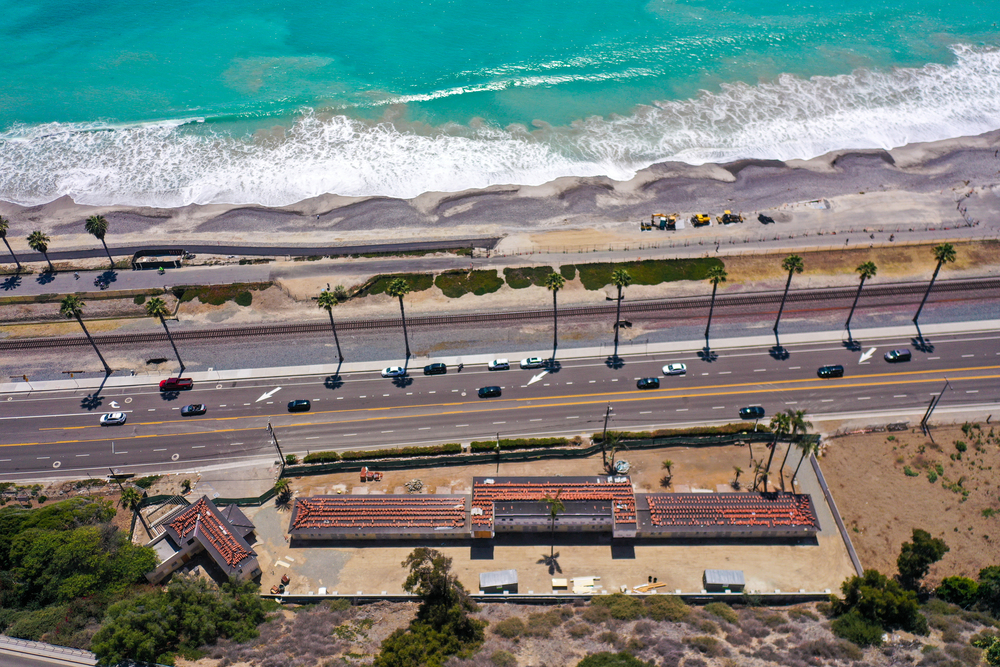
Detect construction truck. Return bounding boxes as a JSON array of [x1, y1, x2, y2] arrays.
[[359, 466, 383, 482], [651, 213, 678, 230], [691, 213, 711, 227], [717, 210, 743, 224]]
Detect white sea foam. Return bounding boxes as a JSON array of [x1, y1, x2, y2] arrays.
[[1, 45, 999, 207]]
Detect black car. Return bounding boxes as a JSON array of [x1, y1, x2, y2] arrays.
[[636, 377, 660, 390], [884, 349, 912, 363], [180, 404, 207, 417], [478, 386, 502, 398], [423, 362, 447, 375], [287, 400, 311, 412], [739, 406, 766, 420], [818, 364, 845, 378]]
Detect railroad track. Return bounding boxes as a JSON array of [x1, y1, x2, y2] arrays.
[[2, 277, 998, 351]]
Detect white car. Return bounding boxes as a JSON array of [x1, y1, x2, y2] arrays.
[[520, 357, 545, 369], [488, 359, 510, 371], [100, 412, 127, 426], [381, 366, 406, 378], [662, 363, 687, 375]]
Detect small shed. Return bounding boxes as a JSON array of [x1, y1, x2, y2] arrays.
[[703, 569, 745, 592], [480, 569, 518, 594]]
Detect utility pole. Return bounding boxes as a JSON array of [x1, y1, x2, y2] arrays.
[[496, 432, 501, 474], [268, 420, 286, 473], [601, 403, 613, 467], [921, 378, 951, 438]]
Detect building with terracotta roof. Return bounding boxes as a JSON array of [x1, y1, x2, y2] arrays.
[[288, 495, 468, 541], [146, 496, 261, 584]]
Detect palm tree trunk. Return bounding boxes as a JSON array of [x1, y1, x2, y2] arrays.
[[550, 516, 556, 558], [773, 270, 794, 332], [913, 261, 942, 324], [100, 238, 114, 270], [43, 251, 53, 272], [613, 286, 622, 354], [398, 296, 411, 358], [705, 282, 718, 339], [845, 277, 865, 331], [779, 438, 794, 477], [75, 314, 111, 374], [552, 290, 559, 355], [2, 238, 20, 271], [762, 435, 779, 491], [159, 316, 184, 374], [328, 311, 344, 362], [791, 448, 810, 486]]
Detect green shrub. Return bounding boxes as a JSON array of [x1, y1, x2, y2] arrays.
[[904, 465, 919, 477], [683, 635, 727, 657], [302, 451, 341, 463], [592, 423, 771, 443], [177, 282, 269, 305], [284, 454, 299, 465], [560, 265, 576, 280], [936, 577, 979, 608], [4, 605, 68, 641], [644, 595, 690, 622], [133, 294, 146, 305], [788, 608, 819, 622], [576, 652, 653, 667], [234, 291, 252, 307], [928, 470, 938, 483], [832, 569, 928, 639], [574, 258, 722, 291], [525, 610, 564, 637], [469, 437, 571, 452], [567, 622, 592, 637], [955, 440, 968, 453], [491, 650, 517, 667], [503, 266, 555, 289], [435, 269, 504, 298], [492, 617, 526, 639], [704, 602, 739, 624], [133, 475, 162, 490], [581, 605, 612, 624], [831, 610, 884, 647], [362, 273, 434, 296], [592, 593, 643, 620], [37, 495, 47, 504], [339, 443, 462, 461]]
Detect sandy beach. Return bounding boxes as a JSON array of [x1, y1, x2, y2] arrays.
[[2, 132, 1000, 257]]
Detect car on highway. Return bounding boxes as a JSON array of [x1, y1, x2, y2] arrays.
[[884, 349, 912, 363], [637, 377, 660, 390], [739, 406, 765, 420], [423, 362, 447, 375], [488, 359, 510, 371], [520, 357, 545, 369], [100, 412, 127, 426], [478, 386, 502, 398], [181, 404, 207, 417], [287, 400, 311, 412], [817, 364, 845, 378], [381, 366, 406, 378], [159, 377, 193, 391], [662, 363, 687, 375]]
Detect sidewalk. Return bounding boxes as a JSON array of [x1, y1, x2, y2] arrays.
[[5, 318, 997, 394]]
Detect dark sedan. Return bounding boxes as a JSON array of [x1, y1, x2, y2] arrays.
[[636, 377, 660, 390], [287, 400, 311, 412], [180, 404, 207, 417]]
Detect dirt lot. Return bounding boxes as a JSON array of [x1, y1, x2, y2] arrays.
[[821, 422, 1000, 582]]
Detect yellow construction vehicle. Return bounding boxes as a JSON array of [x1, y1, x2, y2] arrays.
[[651, 213, 678, 230], [691, 213, 711, 227], [717, 210, 743, 224]]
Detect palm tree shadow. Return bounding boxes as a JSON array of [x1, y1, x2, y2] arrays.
[[392, 375, 414, 388], [1, 274, 22, 291], [99, 269, 118, 284], [159, 390, 181, 402], [842, 334, 862, 351], [605, 355, 625, 369], [698, 346, 718, 362], [80, 371, 113, 411], [769, 331, 789, 360], [537, 552, 563, 575], [36, 270, 56, 285], [324, 375, 344, 391], [912, 323, 934, 353], [543, 359, 562, 374]]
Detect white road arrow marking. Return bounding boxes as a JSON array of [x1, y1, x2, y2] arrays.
[[859, 347, 877, 363], [109, 401, 120, 409], [527, 371, 548, 386], [256, 387, 282, 402]]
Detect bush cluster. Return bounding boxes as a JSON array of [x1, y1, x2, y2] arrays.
[[303, 443, 462, 463], [435, 269, 505, 298], [470, 437, 571, 452], [503, 266, 555, 289], [592, 423, 772, 443]]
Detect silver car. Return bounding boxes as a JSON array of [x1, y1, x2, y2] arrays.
[[381, 366, 406, 378], [662, 363, 687, 375], [100, 412, 127, 426], [520, 357, 545, 369]]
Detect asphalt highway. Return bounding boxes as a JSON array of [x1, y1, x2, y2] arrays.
[[2, 329, 998, 480]]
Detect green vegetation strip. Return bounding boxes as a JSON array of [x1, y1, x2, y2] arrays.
[[303, 443, 462, 464], [470, 437, 573, 452], [174, 281, 270, 306], [566, 257, 723, 291], [503, 266, 556, 289], [435, 269, 504, 298], [592, 423, 773, 443], [359, 273, 434, 296]]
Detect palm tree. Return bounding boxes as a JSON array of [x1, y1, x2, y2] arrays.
[[779, 409, 813, 477], [0, 216, 21, 271], [274, 477, 292, 507], [145, 297, 184, 373], [913, 243, 957, 324], [27, 230, 53, 272], [761, 412, 791, 491], [732, 465, 743, 489], [85, 215, 114, 269], [544, 272, 565, 355], [60, 295, 111, 374], [542, 490, 565, 559], [773, 255, 804, 333], [119, 487, 151, 534], [790, 439, 820, 488], [317, 290, 344, 362], [704, 265, 728, 341], [611, 267, 632, 355], [846, 261, 877, 333], [386, 278, 412, 358]]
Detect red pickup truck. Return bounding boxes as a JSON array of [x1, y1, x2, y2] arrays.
[[159, 377, 193, 391]]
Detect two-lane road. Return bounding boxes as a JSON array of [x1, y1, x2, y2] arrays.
[[2, 329, 998, 479]]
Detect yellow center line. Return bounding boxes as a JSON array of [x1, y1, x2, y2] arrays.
[[6, 370, 997, 449]]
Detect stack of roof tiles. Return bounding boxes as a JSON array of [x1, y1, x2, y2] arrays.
[[645, 492, 818, 530], [472, 478, 636, 530], [167, 497, 255, 568], [290, 496, 466, 531]]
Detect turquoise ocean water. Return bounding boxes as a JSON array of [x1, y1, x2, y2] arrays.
[[1, 0, 1000, 207]]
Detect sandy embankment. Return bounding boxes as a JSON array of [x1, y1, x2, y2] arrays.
[[1, 131, 999, 258]]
